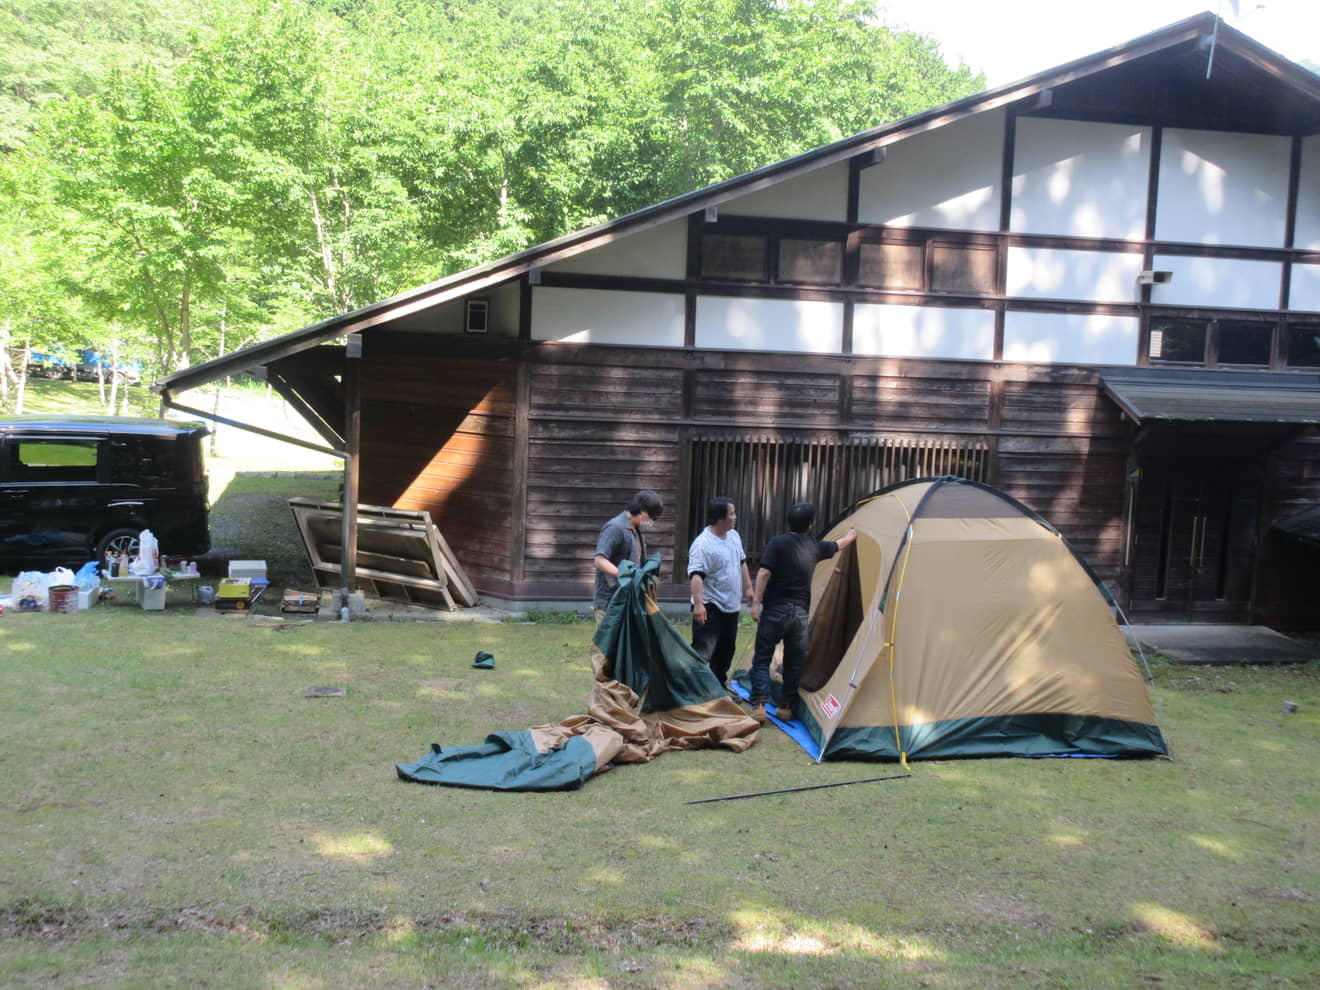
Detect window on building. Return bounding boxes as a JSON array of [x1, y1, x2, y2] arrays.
[[1148, 319, 1207, 364], [858, 242, 924, 290], [1149, 318, 1280, 367], [700, 233, 768, 281], [1216, 321, 1272, 366], [929, 243, 997, 294], [778, 238, 844, 286], [1287, 323, 1320, 368]]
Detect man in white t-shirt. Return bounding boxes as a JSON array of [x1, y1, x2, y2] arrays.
[[687, 497, 753, 689]]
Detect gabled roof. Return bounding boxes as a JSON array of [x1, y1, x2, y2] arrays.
[[158, 12, 1320, 395]]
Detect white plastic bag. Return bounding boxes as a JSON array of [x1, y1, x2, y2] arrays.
[[130, 529, 160, 575], [13, 571, 49, 610]]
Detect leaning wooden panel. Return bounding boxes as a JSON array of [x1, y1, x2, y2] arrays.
[[287, 497, 480, 610]]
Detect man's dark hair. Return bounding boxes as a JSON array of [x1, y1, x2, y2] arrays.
[[786, 501, 816, 534], [628, 489, 664, 519], [705, 496, 734, 527]]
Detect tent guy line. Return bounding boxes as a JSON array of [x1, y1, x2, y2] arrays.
[[686, 774, 913, 805]]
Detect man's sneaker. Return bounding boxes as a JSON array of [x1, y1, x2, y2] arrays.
[[774, 704, 795, 721], [749, 701, 767, 722]]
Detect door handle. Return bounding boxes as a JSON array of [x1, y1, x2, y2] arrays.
[[1198, 514, 1208, 568], [1188, 516, 1200, 568]]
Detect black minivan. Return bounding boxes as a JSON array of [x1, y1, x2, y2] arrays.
[[0, 416, 211, 567]]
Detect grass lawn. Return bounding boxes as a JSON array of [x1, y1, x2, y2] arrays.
[[1, 608, 1316, 989]]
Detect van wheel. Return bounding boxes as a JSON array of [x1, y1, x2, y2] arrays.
[[97, 528, 140, 563]]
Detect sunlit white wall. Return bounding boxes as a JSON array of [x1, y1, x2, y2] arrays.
[[1156, 129, 1291, 246], [1296, 135, 1320, 252], [1003, 311, 1139, 365], [721, 161, 850, 222], [1006, 247, 1145, 303], [1011, 118, 1151, 240], [1148, 255, 1283, 310], [1290, 264, 1320, 313], [543, 219, 687, 280], [531, 287, 685, 346], [852, 303, 995, 359], [857, 108, 1005, 231], [695, 297, 844, 352]]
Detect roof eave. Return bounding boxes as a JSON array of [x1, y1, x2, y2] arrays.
[[161, 12, 1318, 395]]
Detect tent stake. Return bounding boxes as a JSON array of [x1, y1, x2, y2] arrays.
[[686, 773, 911, 805]]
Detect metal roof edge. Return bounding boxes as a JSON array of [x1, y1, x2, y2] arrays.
[[160, 11, 1320, 394]]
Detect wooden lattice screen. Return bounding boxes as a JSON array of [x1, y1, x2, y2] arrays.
[[687, 433, 989, 566]]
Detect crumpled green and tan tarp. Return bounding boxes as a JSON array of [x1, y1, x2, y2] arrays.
[[396, 555, 759, 790]]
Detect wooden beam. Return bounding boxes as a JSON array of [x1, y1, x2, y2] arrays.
[[340, 336, 362, 612]]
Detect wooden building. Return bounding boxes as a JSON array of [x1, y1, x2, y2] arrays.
[[160, 14, 1320, 626]]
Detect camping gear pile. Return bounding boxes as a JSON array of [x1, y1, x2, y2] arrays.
[[750, 477, 1169, 763], [397, 555, 760, 791]]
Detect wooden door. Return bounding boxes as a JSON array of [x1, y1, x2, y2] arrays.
[[1127, 457, 1262, 622]]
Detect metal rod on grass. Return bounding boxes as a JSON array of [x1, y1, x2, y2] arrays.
[[687, 773, 911, 805]]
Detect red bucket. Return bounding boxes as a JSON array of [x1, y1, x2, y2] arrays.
[[48, 585, 78, 614]]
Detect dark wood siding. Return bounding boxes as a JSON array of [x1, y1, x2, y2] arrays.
[[345, 334, 1318, 621], [996, 373, 1131, 580], [357, 353, 517, 583], [850, 374, 991, 432], [1258, 432, 1320, 628]]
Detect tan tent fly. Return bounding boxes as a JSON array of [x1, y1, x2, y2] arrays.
[[781, 477, 1169, 763]]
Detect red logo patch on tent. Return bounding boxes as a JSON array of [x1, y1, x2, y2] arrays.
[[821, 694, 841, 719]]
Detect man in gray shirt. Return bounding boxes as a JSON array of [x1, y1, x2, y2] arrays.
[[687, 497, 752, 688], [592, 489, 664, 613]]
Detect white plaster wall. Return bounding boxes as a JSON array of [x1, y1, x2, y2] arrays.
[[1003, 311, 1139, 365], [1156, 129, 1291, 246], [857, 108, 1005, 231], [390, 281, 522, 337], [720, 161, 850, 222], [1148, 254, 1283, 310], [695, 296, 843, 353], [531, 287, 685, 346], [542, 218, 687, 280], [487, 281, 522, 336], [1290, 263, 1320, 313], [852, 303, 995, 360], [1296, 135, 1320, 252], [1005, 246, 1145, 303], [1010, 118, 1150, 239]]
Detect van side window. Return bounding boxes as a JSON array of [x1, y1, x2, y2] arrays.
[[11, 440, 99, 482], [109, 438, 176, 486]]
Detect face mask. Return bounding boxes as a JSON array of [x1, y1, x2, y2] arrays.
[[640, 519, 655, 531]]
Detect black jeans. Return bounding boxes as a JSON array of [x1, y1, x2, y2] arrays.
[[749, 602, 809, 704], [691, 605, 741, 686]]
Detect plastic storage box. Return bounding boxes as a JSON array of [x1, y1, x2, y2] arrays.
[[228, 560, 267, 580]]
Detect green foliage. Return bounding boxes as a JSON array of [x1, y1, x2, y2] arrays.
[[3, 0, 985, 376]]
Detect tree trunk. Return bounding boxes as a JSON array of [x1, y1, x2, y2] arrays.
[[0, 319, 11, 411], [16, 341, 31, 415], [106, 342, 121, 413]]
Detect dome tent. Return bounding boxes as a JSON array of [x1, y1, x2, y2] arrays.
[[785, 477, 1169, 763]]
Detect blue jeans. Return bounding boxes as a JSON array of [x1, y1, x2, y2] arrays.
[[749, 602, 809, 704]]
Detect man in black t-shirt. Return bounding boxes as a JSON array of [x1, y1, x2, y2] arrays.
[[748, 501, 856, 721]]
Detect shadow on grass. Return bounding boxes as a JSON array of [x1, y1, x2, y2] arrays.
[[200, 470, 340, 589]]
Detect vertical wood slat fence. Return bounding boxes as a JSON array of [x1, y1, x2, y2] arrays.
[[687, 433, 989, 566]]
